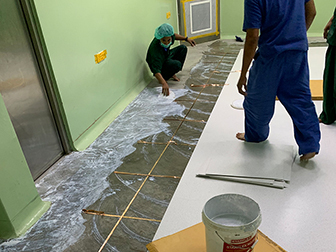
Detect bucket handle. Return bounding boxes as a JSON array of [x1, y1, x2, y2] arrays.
[[215, 231, 258, 252]]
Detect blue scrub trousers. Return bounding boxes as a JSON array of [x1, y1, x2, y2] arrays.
[[243, 50, 320, 155]]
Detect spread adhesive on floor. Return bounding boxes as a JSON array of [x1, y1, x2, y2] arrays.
[[0, 87, 188, 251]]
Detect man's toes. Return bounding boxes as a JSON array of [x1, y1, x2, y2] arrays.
[[300, 152, 316, 161], [236, 132, 245, 141]]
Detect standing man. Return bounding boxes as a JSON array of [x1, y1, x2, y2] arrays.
[[146, 23, 196, 96], [236, 0, 321, 161], [319, 8, 336, 124]]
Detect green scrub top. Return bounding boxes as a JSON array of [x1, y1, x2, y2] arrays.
[[327, 8, 336, 46], [146, 35, 176, 75]]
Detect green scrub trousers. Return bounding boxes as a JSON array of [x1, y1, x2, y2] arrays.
[[319, 8, 336, 124], [319, 46, 336, 124]]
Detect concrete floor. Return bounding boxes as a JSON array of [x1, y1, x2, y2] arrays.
[[0, 38, 327, 252]]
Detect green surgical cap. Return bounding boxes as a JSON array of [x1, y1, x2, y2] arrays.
[[154, 23, 174, 40]]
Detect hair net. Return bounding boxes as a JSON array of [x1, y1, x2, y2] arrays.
[[154, 23, 174, 40]]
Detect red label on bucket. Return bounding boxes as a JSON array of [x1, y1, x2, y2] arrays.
[[223, 234, 257, 252]]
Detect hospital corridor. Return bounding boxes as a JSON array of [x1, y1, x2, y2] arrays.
[[1, 1, 336, 252]]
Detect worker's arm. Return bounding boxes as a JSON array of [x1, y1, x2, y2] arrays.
[[237, 28, 259, 96], [305, 0, 316, 31], [174, 33, 196, 47], [323, 15, 334, 39], [154, 72, 170, 96]]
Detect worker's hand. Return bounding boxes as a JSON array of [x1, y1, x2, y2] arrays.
[[187, 38, 196, 47], [324, 21, 332, 39], [162, 82, 170, 96], [237, 75, 247, 96]]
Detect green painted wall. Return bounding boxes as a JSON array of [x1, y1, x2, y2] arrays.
[[220, 0, 245, 39], [0, 95, 50, 239], [33, 0, 178, 150], [309, 0, 335, 37], [0, 0, 178, 239], [220, 0, 335, 39]]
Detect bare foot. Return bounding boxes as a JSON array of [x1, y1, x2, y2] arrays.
[[300, 152, 316, 161], [236, 132, 246, 141], [172, 75, 180, 81]]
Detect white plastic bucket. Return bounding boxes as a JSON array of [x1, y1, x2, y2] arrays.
[[202, 194, 261, 252]]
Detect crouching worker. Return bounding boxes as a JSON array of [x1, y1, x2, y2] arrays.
[[146, 23, 196, 96]]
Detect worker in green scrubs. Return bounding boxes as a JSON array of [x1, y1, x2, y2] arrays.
[[319, 8, 336, 124], [146, 23, 196, 96]]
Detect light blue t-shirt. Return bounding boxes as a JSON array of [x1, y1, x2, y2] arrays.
[[243, 0, 310, 56]]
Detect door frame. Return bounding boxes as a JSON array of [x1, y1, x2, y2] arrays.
[[177, 0, 220, 44], [19, 0, 72, 154]]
